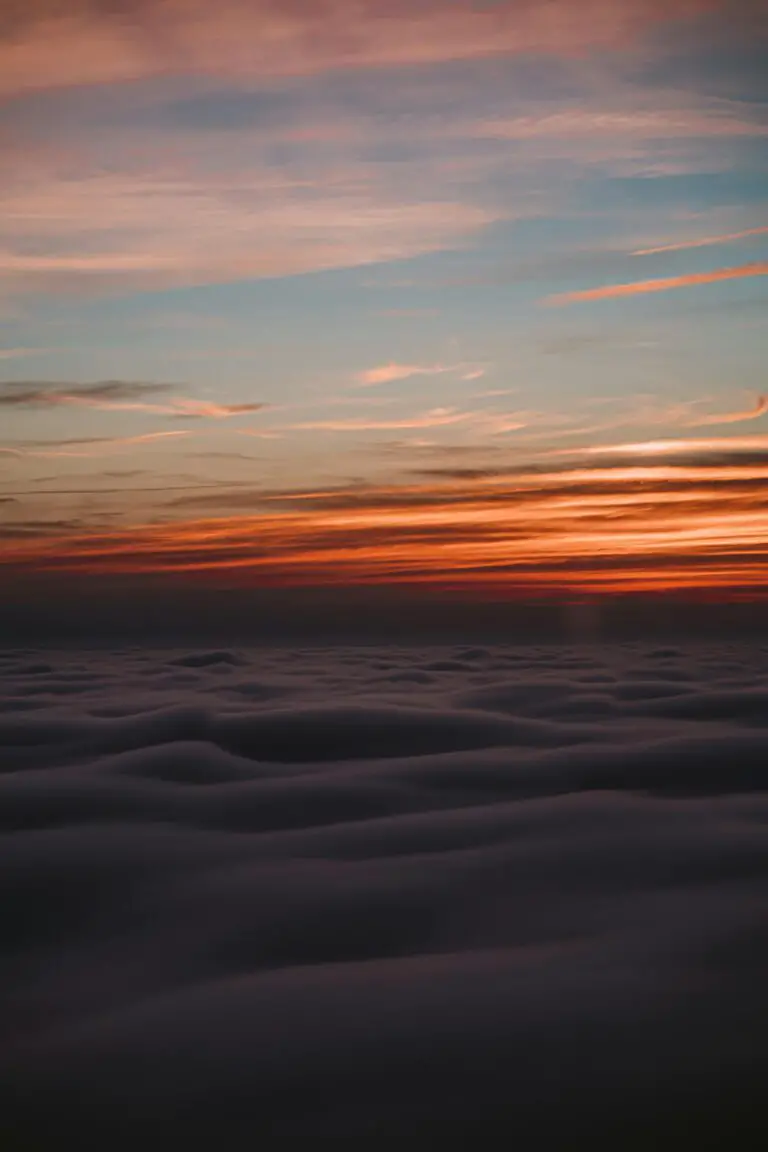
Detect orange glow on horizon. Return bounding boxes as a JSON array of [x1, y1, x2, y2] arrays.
[[2, 462, 766, 600]]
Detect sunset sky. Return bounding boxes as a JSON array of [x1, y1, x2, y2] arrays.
[[1, 0, 766, 610]]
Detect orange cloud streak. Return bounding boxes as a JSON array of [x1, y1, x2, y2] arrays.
[[690, 396, 768, 427], [632, 224, 768, 256], [547, 262, 768, 304], [2, 462, 766, 599]]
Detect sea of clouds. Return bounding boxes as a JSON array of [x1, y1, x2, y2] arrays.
[[2, 642, 768, 1148]]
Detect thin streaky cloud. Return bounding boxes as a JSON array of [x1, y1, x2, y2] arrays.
[[288, 408, 528, 434], [0, 430, 191, 458], [0, 173, 497, 295], [547, 262, 768, 305], [0, 381, 173, 407], [289, 409, 476, 432], [0, 348, 56, 361], [82, 399, 264, 419], [690, 395, 768, 427], [583, 434, 768, 456], [3, 456, 766, 598], [357, 363, 487, 386], [632, 225, 768, 256], [0, 381, 263, 419], [0, 0, 726, 98], [475, 107, 768, 142]]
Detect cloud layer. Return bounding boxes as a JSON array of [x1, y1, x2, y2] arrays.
[[0, 0, 727, 96], [1, 640, 768, 1147], [2, 445, 766, 596], [0, 381, 263, 419]]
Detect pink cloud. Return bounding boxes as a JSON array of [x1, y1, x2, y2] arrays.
[[632, 224, 768, 255], [357, 363, 453, 386], [584, 433, 768, 456], [546, 261, 768, 304], [476, 106, 766, 141], [357, 362, 487, 385], [0, 171, 496, 294], [289, 408, 475, 432], [0, 1, 724, 97], [288, 406, 527, 435], [65, 397, 263, 419]]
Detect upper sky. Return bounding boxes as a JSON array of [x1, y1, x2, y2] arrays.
[[1, 0, 766, 602]]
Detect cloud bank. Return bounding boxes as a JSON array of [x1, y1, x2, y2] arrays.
[[0, 0, 727, 97], [1, 640, 768, 1147], [2, 445, 766, 596]]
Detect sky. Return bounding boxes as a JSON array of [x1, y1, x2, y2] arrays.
[[0, 0, 767, 617]]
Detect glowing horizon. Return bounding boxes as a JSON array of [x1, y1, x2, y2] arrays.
[[1, 0, 766, 611]]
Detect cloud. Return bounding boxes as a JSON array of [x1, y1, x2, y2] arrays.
[[290, 409, 479, 432], [358, 364, 456, 386], [0, 1, 727, 98], [288, 408, 527, 434], [357, 363, 486, 386], [547, 262, 768, 304], [476, 106, 768, 142], [0, 171, 497, 295], [690, 395, 768, 427], [0, 430, 191, 458], [0, 347, 55, 361], [0, 381, 172, 408], [583, 433, 768, 455], [632, 224, 768, 256], [0, 381, 263, 419], [2, 440, 766, 596]]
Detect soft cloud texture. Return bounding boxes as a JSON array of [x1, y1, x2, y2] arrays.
[[690, 395, 768, 427], [0, 0, 727, 96], [548, 262, 768, 304], [632, 224, 768, 256], [0, 170, 497, 294], [358, 364, 457, 386], [2, 446, 766, 595], [2, 641, 768, 1146], [0, 381, 263, 419]]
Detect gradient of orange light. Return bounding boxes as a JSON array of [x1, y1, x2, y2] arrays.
[[2, 462, 766, 597]]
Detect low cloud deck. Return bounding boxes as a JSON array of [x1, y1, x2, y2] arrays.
[[2, 642, 768, 1146]]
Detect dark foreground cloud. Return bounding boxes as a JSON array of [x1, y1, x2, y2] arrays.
[[0, 380, 174, 407], [1, 642, 768, 1148]]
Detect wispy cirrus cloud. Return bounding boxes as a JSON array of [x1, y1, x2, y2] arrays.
[[689, 395, 768, 427], [357, 362, 486, 386], [289, 409, 479, 432], [0, 169, 497, 295], [2, 441, 766, 598], [0, 381, 263, 418], [0, 347, 56, 361], [582, 433, 768, 456], [632, 224, 768, 256], [357, 363, 456, 386], [475, 105, 768, 143], [547, 262, 768, 304], [0, 0, 725, 98], [0, 430, 191, 458], [288, 407, 526, 434]]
